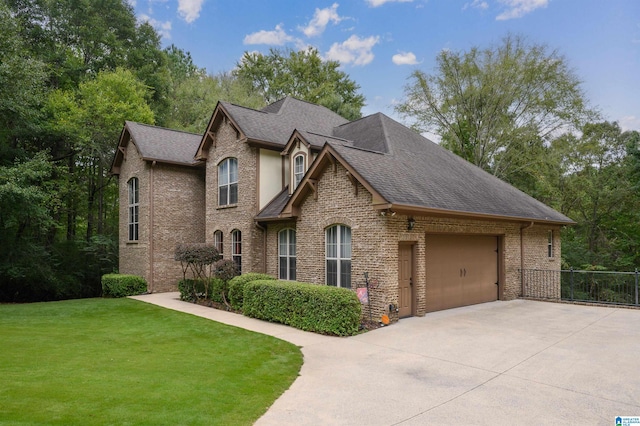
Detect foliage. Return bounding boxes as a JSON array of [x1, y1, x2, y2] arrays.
[[243, 280, 362, 336], [396, 34, 595, 183], [235, 47, 365, 120], [0, 298, 302, 424], [228, 273, 276, 311], [101, 274, 147, 297]]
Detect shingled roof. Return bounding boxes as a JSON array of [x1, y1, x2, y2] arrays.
[[111, 121, 202, 174], [219, 97, 349, 147], [285, 113, 574, 225]]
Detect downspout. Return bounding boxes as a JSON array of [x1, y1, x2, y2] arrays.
[[149, 161, 156, 292], [520, 221, 534, 297], [255, 222, 267, 273]]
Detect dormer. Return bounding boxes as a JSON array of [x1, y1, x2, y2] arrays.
[[282, 130, 315, 195]]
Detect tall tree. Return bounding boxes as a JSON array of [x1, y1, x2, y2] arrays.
[[234, 48, 366, 120], [396, 34, 595, 183]]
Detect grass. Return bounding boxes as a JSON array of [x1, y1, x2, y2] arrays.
[[0, 298, 303, 425]]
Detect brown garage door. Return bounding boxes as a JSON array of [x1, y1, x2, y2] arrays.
[[426, 234, 498, 313]]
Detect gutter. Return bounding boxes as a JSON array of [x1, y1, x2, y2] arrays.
[[255, 222, 267, 273], [149, 161, 156, 292]]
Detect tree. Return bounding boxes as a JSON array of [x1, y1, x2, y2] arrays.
[[234, 48, 365, 120], [396, 34, 595, 183], [0, 1, 47, 163]]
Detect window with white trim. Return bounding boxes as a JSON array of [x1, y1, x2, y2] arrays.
[[278, 229, 296, 280], [293, 154, 305, 189], [127, 177, 139, 241], [548, 230, 554, 258], [218, 158, 238, 206], [213, 230, 223, 255], [232, 230, 242, 273], [326, 225, 351, 288]]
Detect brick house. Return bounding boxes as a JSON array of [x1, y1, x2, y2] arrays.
[[111, 97, 573, 321]]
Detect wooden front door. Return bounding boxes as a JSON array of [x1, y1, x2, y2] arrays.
[[398, 244, 413, 317]]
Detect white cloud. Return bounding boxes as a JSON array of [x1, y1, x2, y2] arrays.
[[463, 0, 489, 11], [496, 0, 548, 20], [325, 35, 380, 66], [300, 3, 343, 37], [178, 0, 204, 23], [365, 0, 413, 7], [244, 24, 296, 45], [620, 115, 640, 132], [392, 51, 419, 65], [139, 13, 172, 39]]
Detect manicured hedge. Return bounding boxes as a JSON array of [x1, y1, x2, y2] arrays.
[[101, 274, 147, 298], [243, 280, 361, 336], [228, 273, 276, 311], [178, 278, 227, 303]]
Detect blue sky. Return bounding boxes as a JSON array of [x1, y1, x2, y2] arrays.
[[131, 0, 640, 132]]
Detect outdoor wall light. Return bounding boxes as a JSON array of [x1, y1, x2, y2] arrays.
[[407, 217, 416, 230]]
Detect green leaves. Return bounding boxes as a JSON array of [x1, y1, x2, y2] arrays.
[[235, 47, 366, 120]]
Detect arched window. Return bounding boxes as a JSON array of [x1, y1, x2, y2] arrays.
[[218, 158, 238, 206], [127, 177, 139, 241], [213, 230, 223, 255], [326, 225, 351, 288], [278, 229, 296, 280], [232, 230, 242, 273], [293, 154, 305, 189]]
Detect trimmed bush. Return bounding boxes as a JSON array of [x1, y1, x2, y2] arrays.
[[228, 273, 276, 311], [178, 279, 205, 302], [243, 280, 361, 336], [101, 274, 147, 298]]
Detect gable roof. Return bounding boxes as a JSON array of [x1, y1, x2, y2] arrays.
[[111, 121, 202, 174], [285, 113, 574, 225], [197, 97, 350, 157]]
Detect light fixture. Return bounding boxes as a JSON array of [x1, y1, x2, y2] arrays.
[[407, 217, 416, 230]]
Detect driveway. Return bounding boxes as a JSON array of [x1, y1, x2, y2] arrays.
[[132, 294, 640, 425]]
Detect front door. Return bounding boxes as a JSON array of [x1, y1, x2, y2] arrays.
[[398, 244, 413, 317]]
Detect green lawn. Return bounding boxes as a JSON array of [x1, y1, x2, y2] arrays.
[[0, 298, 303, 425]]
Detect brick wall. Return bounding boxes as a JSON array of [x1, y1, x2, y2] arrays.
[[118, 140, 150, 284], [150, 163, 205, 292], [117, 137, 206, 292], [204, 119, 265, 273], [263, 160, 563, 322]]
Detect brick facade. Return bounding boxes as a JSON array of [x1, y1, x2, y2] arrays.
[[118, 140, 205, 292]]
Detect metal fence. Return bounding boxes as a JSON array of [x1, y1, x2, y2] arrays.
[[521, 268, 640, 307]]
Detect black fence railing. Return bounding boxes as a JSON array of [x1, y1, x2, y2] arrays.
[[521, 268, 640, 307]]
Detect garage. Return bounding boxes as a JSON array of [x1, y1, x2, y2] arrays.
[[425, 234, 499, 312]]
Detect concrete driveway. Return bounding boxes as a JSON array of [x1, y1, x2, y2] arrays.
[[132, 294, 640, 425]]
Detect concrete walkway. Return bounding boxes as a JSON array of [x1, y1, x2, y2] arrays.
[[131, 292, 640, 425]]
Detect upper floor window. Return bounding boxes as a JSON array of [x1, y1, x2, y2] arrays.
[[213, 230, 223, 255], [218, 158, 238, 206], [293, 154, 305, 189], [127, 177, 139, 241], [279, 229, 296, 280], [232, 230, 242, 274], [548, 230, 554, 258], [326, 225, 351, 288]]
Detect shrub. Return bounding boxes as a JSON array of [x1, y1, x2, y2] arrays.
[[178, 279, 206, 302], [228, 273, 276, 311], [101, 274, 147, 298], [243, 280, 361, 336], [208, 278, 227, 304]]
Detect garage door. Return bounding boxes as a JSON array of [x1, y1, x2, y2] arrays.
[[426, 234, 498, 313]]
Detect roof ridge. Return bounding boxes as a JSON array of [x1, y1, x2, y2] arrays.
[[221, 101, 269, 115], [331, 142, 385, 155], [304, 130, 352, 143], [126, 121, 203, 137]]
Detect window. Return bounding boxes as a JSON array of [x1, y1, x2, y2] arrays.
[[232, 230, 242, 273], [279, 229, 296, 280], [326, 225, 351, 288], [293, 154, 305, 189], [218, 158, 238, 206], [548, 230, 554, 258], [213, 230, 223, 255], [127, 177, 139, 241]]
